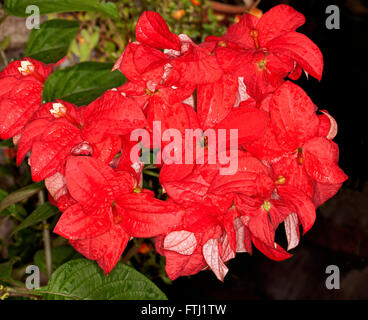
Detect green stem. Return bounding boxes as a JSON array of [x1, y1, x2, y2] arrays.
[[0, 13, 9, 25], [143, 170, 160, 178], [5, 287, 83, 300], [0, 47, 8, 66], [39, 191, 52, 279]]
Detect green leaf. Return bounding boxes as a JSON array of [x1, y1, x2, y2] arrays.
[[4, 0, 120, 20], [98, 1, 120, 20], [11, 202, 59, 236], [34, 246, 81, 274], [43, 259, 167, 300], [0, 182, 44, 212], [25, 19, 79, 64], [42, 62, 125, 106], [0, 189, 8, 203], [0, 257, 20, 280], [79, 42, 91, 62]]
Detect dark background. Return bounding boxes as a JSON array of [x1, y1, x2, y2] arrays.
[[161, 0, 368, 300]]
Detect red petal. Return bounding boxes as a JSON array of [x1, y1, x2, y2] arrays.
[[97, 225, 130, 274], [30, 119, 82, 181], [218, 231, 235, 262], [0, 79, 43, 139], [16, 118, 51, 165], [242, 123, 285, 162], [133, 44, 170, 74], [0, 76, 18, 97], [0, 57, 52, 80], [54, 204, 111, 240], [91, 135, 122, 164], [172, 43, 223, 85], [277, 185, 316, 234], [312, 182, 343, 207], [161, 167, 210, 205], [248, 208, 275, 247], [272, 154, 314, 198], [70, 224, 127, 262], [160, 163, 195, 183], [270, 81, 319, 151], [136, 11, 181, 50], [209, 152, 274, 197], [214, 106, 269, 146], [182, 206, 221, 239], [267, 32, 323, 81], [257, 4, 305, 46], [117, 193, 183, 237], [117, 43, 166, 86], [223, 13, 259, 48], [65, 156, 130, 207], [82, 90, 147, 143], [156, 237, 206, 280], [251, 236, 292, 261], [197, 74, 238, 129], [303, 137, 348, 184]]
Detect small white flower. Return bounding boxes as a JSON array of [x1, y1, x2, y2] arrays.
[[50, 103, 66, 118], [18, 60, 35, 76]]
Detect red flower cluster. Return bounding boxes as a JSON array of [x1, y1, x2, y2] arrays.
[[0, 5, 347, 281]]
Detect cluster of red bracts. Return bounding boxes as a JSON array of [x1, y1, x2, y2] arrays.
[[0, 5, 347, 281]]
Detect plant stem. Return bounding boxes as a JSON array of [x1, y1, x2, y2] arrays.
[[4, 286, 83, 300], [5, 288, 39, 299], [143, 170, 160, 178], [0, 13, 9, 25], [0, 47, 8, 66], [39, 191, 52, 279], [250, 0, 261, 10]]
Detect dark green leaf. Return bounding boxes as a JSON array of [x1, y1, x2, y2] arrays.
[[0, 257, 20, 280], [11, 202, 59, 236], [25, 19, 79, 64], [4, 0, 120, 20], [43, 259, 167, 300], [42, 62, 125, 106], [0, 182, 44, 212]]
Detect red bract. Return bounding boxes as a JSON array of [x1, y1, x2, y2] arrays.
[[17, 88, 147, 181], [113, 42, 196, 144], [54, 156, 183, 273], [268, 81, 347, 202], [155, 204, 237, 281], [136, 11, 181, 51], [0, 58, 52, 139], [0, 5, 347, 281], [207, 4, 323, 100], [133, 11, 223, 85]]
